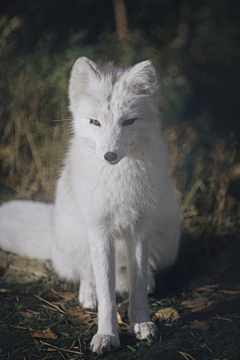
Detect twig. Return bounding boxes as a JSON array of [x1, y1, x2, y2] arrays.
[[179, 352, 196, 360], [78, 336, 82, 353], [34, 294, 66, 314], [183, 179, 206, 207], [40, 341, 83, 355]]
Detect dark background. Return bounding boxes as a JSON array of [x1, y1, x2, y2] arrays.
[[1, 0, 240, 136]]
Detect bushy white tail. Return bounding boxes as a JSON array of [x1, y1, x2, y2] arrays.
[[0, 200, 53, 260]]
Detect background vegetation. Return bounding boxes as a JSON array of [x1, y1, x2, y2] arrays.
[[0, 0, 240, 359]]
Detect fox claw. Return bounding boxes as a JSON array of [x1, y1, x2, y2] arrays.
[[90, 333, 120, 354], [131, 321, 158, 343]]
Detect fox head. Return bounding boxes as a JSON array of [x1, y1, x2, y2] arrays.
[[69, 57, 161, 164]]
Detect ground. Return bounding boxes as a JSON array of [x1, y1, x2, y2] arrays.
[[0, 230, 239, 360]]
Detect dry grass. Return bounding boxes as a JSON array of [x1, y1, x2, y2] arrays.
[[1, 108, 239, 239], [0, 78, 70, 202], [1, 17, 239, 234], [165, 121, 240, 238], [0, 17, 239, 240]]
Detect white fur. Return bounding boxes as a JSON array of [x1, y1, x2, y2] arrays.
[[0, 57, 180, 354]]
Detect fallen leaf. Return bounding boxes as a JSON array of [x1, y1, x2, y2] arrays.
[[11, 324, 28, 329], [30, 328, 57, 339], [51, 287, 75, 300], [230, 162, 240, 180], [117, 311, 129, 329], [155, 307, 180, 321], [67, 305, 92, 325], [217, 290, 240, 295], [188, 320, 209, 331], [189, 277, 218, 291], [0, 260, 8, 269], [67, 305, 98, 328], [179, 351, 196, 360], [181, 297, 217, 313], [195, 284, 220, 292], [212, 315, 232, 321], [19, 310, 39, 318], [0, 288, 11, 293]]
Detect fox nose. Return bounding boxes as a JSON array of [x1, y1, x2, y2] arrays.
[[104, 152, 117, 162]]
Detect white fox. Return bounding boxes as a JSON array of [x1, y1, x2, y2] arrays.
[[0, 57, 180, 354]]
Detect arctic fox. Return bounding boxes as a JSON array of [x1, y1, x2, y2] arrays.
[[0, 57, 180, 354]]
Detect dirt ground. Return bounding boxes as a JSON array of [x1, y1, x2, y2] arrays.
[[0, 231, 240, 360]]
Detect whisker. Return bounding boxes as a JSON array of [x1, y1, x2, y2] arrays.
[[51, 119, 70, 122]]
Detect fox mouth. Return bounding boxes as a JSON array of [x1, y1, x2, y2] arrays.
[[105, 158, 121, 165]]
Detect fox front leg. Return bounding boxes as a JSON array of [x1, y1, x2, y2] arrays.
[[88, 229, 120, 354], [127, 231, 158, 342]]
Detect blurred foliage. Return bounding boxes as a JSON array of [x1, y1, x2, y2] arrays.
[[0, 0, 240, 228], [1, 0, 240, 131]]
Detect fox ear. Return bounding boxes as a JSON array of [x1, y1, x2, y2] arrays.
[[69, 57, 99, 107], [125, 60, 161, 103]]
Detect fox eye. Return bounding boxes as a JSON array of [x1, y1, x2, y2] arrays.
[[123, 118, 136, 126], [90, 119, 101, 127]]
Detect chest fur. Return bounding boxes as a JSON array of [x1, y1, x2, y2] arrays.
[[71, 160, 157, 229]]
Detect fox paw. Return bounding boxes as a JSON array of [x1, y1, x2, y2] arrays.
[[79, 285, 97, 310], [131, 321, 158, 343], [90, 333, 120, 354]]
